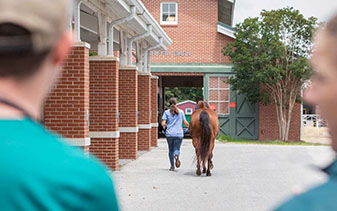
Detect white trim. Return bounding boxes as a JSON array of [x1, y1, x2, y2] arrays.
[[67, 137, 91, 146], [138, 124, 152, 129], [151, 123, 159, 127], [138, 71, 150, 76], [177, 100, 197, 106], [160, 2, 178, 25], [73, 42, 91, 49], [119, 65, 138, 71], [119, 127, 139, 133], [89, 56, 120, 62], [217, 24, 235, 39], [150, 75, 159, 79], [89, 131, 120, 138]]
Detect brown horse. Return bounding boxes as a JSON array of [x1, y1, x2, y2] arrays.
[[190, 101, 219, 176]]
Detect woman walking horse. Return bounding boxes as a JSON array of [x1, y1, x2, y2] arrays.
[[190, 101, 219, 176]]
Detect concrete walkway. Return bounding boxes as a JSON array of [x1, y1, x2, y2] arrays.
[[113, 139, 335, 211]]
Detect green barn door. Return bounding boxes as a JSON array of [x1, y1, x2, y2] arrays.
[[230, 92, 258, 139], [205, 74, 258, 140]]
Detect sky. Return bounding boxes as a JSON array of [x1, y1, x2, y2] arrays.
[[233, 0, 337, 25]]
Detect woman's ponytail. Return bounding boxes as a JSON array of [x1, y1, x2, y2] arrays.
[[169, 97, 179, 115]]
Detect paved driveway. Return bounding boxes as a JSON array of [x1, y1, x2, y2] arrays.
[[113, 139, 335, 211]]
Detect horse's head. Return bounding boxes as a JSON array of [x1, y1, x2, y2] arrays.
[[198, 100, 210, 109]]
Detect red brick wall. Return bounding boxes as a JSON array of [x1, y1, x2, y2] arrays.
[[142, 0, 233, 64], [90, 138, 118, 168], [44, 43, 90, 140], [119, 67, 138, 159], [89, 58, 119, 170], [151, 77, 159, 147], [259, 103, 301, 141], [138, 74, 152, 151]]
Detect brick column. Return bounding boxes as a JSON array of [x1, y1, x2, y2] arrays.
[[89, 56, 119, 170], [138, 72, 152, 151], [44, 42, 90, 148], [119, 66, 138, 159], [151, 75, 159, 147]]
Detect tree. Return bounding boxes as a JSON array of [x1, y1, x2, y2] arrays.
[[224, 7, 317, 141], [165, 87, 203, 107]]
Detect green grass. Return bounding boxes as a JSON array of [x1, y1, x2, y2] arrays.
[[217, 135, 328, 146]]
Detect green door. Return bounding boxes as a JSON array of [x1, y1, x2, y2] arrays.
[[205, 74, 258, 140], [230, 92, 258, 139]]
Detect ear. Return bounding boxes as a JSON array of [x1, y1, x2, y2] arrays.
[[50, 31, 74, 66]]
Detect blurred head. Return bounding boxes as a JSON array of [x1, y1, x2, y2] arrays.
[[0, 0, 72, 117], [307, 13, 337, 150]]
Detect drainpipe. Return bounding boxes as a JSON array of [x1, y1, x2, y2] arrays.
[[108, 6, 136, 56], [74, 0, 82, 41], [144, 37, 163, 73], [127, 25, 153, 65]]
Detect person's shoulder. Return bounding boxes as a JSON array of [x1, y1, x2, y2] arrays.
[[275, 181, 337, 211]]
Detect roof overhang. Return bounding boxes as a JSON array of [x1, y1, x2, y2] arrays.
[[106, 0, 172, 50], [217, 21, 235, 39], [81, 0, 172, 50]]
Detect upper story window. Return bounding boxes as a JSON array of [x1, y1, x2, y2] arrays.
[[160, 2, 178, 25]]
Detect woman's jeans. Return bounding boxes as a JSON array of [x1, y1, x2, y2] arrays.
[[166, 137, 183, 167]]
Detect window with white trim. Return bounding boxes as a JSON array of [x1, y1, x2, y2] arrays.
[[208, 76, 230, 114], [160, 2, 178, 25], [185, 108, 193, 115]]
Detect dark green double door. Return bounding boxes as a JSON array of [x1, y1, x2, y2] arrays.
[[218, 92, 258, 140]]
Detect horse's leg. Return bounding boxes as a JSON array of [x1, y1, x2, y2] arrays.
[[195, 148, 201, 176], [202, 159, 207, 174], [206, 156, 212, 176], [195, 149, 201, 176], [209, 137, 215, 170], [193, 138, 201, 176], [209, 152, 214, 170]]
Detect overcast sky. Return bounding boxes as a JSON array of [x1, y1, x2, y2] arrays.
[[233, 0, 337, 25]]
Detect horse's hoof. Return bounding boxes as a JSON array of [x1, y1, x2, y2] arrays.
[[206, 171, 212, 176], [196, 169, 201, 176], [202, 169, 207, 174], [210, 164, 214, 170]]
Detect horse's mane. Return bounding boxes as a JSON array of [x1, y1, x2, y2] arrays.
[[198, 100, 210, 109]]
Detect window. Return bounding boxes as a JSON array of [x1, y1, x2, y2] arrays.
[[160, 2, 178, 25], [208, 77, 230, 114], [185, 108, 193, 115]]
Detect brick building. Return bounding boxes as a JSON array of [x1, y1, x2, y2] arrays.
[[142, 0, 301, 141], [44, 0, 172, 170], [43, 0, 301, 171]]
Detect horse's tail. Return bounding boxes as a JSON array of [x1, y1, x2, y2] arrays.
[[199, 110, 211, 163]]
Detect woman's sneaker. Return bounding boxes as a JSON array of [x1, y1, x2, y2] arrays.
[[174, 155, 181, 168], [169, 166, 175, 171]]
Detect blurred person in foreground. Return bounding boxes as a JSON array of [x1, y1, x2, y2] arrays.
[[276, 13, 337, 211], [0, 0, 119, 210]]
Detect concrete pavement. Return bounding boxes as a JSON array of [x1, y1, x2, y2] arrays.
[[113, 139, 335, 211]]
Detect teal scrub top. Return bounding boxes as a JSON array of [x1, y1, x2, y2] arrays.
[[0, 118, 119, 210], [275, 159, 337, 211]]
